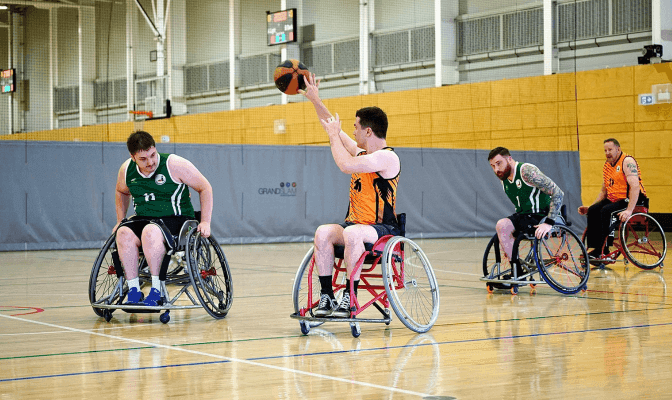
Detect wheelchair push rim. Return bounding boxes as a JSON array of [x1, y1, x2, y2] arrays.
[[534, 225, 590, 294], [382, 237, 439, 333], [291, 247, 325, 332], [620, 213, 667, 270], [185, 229, 233, 319], [89, 234, 127, 317]]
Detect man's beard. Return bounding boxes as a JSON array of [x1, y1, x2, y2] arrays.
[[496, 164, 512, 181]]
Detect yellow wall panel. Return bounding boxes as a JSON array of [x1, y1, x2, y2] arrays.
[[576, 67, 634, 100], [535, 102, 559, 128], [470, 81, 492, 109], [324, 95, 364, 119], [524, 135, 559, 152], [635, 103, 672, 122], [578, 123, 634, 135], [472, 108, 491, 132], [581, 185, 602, 207], [518, 74, 558, 104], [558, 101, 578, 127], [491, 79, 521, 107], [387, 114, 421, 138], [643, 186, 672, 213], [633, 63, 672, 94], [637, 159, 672, 186], [523, 127, 558, 138], [634, 131, 672, 158], [577, 97, 634, 125], [430, 84, 473, 112], [579, 159, 605, 188], [447, 109, 474, 133], [490, 129, 524, 141], [377, 90, 422, 116], [557, 72, 578, 102], [491, 105, 523, 131]]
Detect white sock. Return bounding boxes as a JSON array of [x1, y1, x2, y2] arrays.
[[128, 278, 140, 290], [152, 275, 161, 291]]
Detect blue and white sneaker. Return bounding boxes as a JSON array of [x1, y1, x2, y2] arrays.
[[124, 287, 144, 305], [142, 288, 163, 307]]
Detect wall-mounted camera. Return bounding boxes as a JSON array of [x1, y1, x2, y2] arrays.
[[638, 44, 664, 64]]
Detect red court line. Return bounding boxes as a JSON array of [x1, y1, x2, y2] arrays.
[[0, 306, 45, 316]]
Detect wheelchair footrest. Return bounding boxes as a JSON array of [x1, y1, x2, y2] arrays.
[[290, 312, 391, 324], [480, 277, 546, 286], [92, 303, 203, 312]]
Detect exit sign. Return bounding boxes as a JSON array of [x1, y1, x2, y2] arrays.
[[639, 94, 655, 105]]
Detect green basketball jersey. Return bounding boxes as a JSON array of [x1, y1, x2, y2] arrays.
[[502, 162, 550, 214], [125, 153, 195, 218]]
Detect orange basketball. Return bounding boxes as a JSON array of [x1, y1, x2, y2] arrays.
[[273, 59, 310, 95]]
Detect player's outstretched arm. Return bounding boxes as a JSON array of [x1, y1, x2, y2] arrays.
[[321, 115, 399, 177], [113, 160, 132, 233], [168, 155, 213, 238], [299, 73, 358, 156]]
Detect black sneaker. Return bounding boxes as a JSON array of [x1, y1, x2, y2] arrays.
[[331, 292, 352, 318], [313, 294, 336, 317]]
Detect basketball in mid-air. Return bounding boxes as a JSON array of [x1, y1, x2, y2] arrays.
[[273, 59, 310, 95]]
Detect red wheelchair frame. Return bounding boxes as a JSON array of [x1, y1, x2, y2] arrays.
[[584, 204, 667, 270], [291, 214, 440, 337]]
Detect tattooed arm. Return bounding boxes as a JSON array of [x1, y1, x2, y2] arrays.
[[521, 163, 565, 238], [617, 156, 641, 222]]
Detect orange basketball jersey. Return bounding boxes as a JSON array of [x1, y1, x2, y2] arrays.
[[344, 148, 399, 226], [603, 152, 646, 202]]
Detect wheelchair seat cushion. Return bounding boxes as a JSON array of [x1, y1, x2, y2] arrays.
[[333, 243, 379, 264]]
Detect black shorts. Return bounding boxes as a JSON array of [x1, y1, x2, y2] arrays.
[[507, 212, 546, 236], [339, 222, 401, 239], [120, 215, 191, 240]]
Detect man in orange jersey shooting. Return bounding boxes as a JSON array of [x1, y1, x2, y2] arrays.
[[299, 73, 401, 318], [578, 138, 648, 258]]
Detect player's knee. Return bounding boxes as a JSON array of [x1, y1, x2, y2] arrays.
[[342, 226, 362, 247], [141, 224, 163, 242], [495, 218, 512, 233], [116, 227, 137, 245], [314, 225, 335, 248]]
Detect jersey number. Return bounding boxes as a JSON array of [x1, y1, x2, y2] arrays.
[[143, 193, 156, 202]]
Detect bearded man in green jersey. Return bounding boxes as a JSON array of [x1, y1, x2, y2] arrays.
[[488, 147, 565, 271], [113, 131, 213, 306]]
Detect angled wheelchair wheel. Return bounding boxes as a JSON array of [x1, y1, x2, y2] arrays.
[[382, 237, 439, 333], [292, 247, 324, 333], [89, 234, 126, 317], [534, 226, 589, 294], [185, 230, 233, 319], [620, 213, 667, 270]]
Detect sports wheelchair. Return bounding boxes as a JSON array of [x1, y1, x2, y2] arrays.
[[582, 198, 667, 270], [481, 205, 590, 295], [290, 214, 440, 337], [88, 216, 233, 324]]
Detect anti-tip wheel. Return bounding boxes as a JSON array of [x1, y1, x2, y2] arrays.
[[160, 312, 170, 324], [350, 322, 361, 338], [300, 321, 310, 335], [103, 310, 113, 322]]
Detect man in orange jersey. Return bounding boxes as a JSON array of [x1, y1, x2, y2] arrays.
[[578, 138, 648, 258], [299, 73, 401, 318]]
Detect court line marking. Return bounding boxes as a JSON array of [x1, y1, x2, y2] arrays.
[[5, 317, 672, 384], [0, 314, 430, 398]]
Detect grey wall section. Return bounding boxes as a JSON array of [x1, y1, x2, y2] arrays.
[[0, 141, 584, 251]]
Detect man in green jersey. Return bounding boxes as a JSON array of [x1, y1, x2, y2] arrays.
[[488, 147, 565, 271], [114, 131, 213, 306]]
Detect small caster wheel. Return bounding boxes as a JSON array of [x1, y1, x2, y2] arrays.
[[486, 284, 494, 294], [300, 321, 310, 335], [350, 322, 361, 338], [530, 284, 537, 295], [103, 310, 113, 322], [581, 284, 588, 293], [160, 311, 170, 324], [510, 286, 518, 295], [384, 309, 391, 325]]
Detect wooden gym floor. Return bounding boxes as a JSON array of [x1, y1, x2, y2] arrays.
[[1, 237, 671, 399]]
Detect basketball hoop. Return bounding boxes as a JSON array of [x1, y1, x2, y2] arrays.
[[129, 110, 153, 132]]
